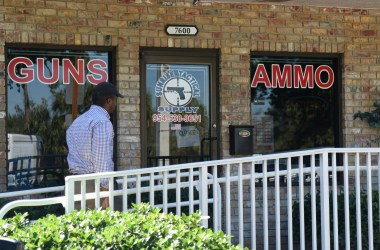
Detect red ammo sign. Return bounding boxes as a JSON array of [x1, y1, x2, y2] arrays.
[[251, 63, 335, 89]]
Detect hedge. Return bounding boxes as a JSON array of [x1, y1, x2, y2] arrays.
[[293, 190, 380, 249], [0, 203, 244, 250]]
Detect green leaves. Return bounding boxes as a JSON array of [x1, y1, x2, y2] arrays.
[[293, 190, 380, 249], [0, 204, 243, 250], [354, 102, 380, 128]]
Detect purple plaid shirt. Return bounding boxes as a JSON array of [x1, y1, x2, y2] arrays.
[[66, 105, 114, 186]]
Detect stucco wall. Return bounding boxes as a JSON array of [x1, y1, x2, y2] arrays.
[[0, 0, 379, 192]]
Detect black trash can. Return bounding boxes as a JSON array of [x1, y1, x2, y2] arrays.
[[0, 237, 24, 250], [229, 125, 255, 155]]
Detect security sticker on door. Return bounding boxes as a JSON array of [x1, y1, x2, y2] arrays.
[[176, 126, 200, 148]]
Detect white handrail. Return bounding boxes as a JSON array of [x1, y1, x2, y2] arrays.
[[0, 197, 66, 219], [0, 147, 380, 249], [0, 186, 64, 199]]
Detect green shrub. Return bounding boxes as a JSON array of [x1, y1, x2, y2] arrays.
[[353, 102, 380, 146], [353, 102, 380, 128], [0, 203, 243, 250], [0, 185, 207, 221], [293, 190, 380, 249]]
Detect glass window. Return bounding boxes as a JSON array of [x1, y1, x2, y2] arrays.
[[140, 49, 219, 167], [145, 63, 210, 166], [6, 46, 114, 190], [250, 53, 341, 154]]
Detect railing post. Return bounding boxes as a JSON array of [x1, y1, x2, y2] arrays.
[[65, 177, 75, 214], [320, 152, 331, 250], [199, 166, 209, 227]]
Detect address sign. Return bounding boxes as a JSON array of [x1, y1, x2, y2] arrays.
[[166, 25, 198, 36]]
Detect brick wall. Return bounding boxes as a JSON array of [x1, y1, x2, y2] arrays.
[[0, 1, 379, 192]]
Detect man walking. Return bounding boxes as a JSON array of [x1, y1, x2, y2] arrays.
[[66, 81, 123, 209]]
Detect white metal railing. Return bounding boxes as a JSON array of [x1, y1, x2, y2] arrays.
[[64, 168, 222, 229], [0, 186, 64, 199], [0, 186, 65, 219], [1, 148, 380, 249]]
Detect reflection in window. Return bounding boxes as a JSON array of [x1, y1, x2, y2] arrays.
[[250, 54, 340, 154], [6, 47, 112, 190]]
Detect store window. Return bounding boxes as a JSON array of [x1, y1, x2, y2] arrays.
[[6, 45, 115, 190], [250, 53, 342, 154]]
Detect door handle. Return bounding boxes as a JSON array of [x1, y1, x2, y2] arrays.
[[201, 137, 218, 161]]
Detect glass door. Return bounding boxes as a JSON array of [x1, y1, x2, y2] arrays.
[[141, 49, 219, 167]]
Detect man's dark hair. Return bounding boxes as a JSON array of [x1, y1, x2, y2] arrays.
[[92, 94, 113, 107]]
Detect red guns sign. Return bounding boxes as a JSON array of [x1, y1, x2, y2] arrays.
[[251, 63, 334, 89], [7, 57, 108, 85]]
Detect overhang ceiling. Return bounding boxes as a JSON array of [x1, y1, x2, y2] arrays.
[[205, 0, 380, 9]]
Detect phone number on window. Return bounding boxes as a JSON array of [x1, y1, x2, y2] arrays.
[[152, 114, 201, 123]]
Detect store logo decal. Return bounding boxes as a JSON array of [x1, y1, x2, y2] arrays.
[[155, 70, 200, 113]]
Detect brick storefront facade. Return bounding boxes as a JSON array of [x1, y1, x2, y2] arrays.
[[0, 0, 379, 193]]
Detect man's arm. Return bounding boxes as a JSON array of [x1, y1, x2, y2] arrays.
[[100, 186, 109, 208], [91, 120, 114, 187]]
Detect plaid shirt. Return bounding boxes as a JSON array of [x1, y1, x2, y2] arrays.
[[66, 105, 114, 186]]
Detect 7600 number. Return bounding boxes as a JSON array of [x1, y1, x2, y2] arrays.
[[166, 26, 198, 36], [174, 27, 191, 34]]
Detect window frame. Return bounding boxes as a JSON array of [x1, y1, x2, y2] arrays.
[[250, 51, 343, 153], [4, 44, 118, 189]]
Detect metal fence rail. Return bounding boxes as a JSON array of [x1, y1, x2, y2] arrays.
[[0, 148, 379, 250], [64, 167, 222, 229], [7, 154, 68, 191]]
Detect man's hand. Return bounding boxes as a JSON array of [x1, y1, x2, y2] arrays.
[[100, 186, 109, 209], [102, 197, 109, 209]]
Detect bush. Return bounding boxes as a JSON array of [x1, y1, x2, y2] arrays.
[[0, 203, 243, 250], [293, 190, 380, 249], [0, 185, 208, 221], [353, 102, 380, 146]]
